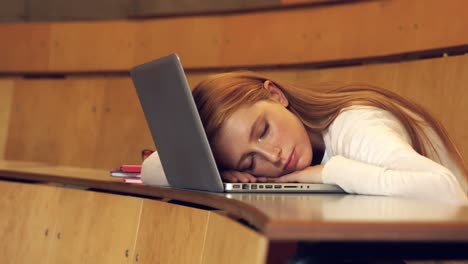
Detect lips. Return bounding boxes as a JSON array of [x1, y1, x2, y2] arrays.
[[283, 147, 298, 172]]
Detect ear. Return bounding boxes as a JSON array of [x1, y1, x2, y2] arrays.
[[263, 80, 289, 107]]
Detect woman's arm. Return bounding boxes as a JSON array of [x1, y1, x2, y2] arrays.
[[323, 154, 467, 204], [322, 106, 467, 204]]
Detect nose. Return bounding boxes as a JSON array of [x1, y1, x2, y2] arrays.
[[254, 142, 281, 163]]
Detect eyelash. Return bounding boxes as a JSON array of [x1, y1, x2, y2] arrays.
[[260, 122, 269, 139], [245, 122, 270, 171]]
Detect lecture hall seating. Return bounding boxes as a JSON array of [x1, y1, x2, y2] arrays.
[[1, 0, 467, 263]]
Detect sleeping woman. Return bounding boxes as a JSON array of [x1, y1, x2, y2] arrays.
[[190, 71, 468, 204]]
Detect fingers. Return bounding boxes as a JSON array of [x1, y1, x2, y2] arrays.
[[221, 170, 314, 184], [245, 173, 257, 183], [235, 172, 253, 183], [221, 172, 239, 183], [221, 171, 257, 183], [235, 172, 254, 183], [222, 173, 283, 183]]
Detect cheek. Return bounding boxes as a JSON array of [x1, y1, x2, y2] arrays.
[[298, 141, 313, 169], [297, 154, 311, 170], [270, 122, 288, 144], [294, 127, 313, 169], [212, 143, 237, 170]]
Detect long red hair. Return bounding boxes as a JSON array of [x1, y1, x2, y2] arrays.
[[192, 71, 468, 180]]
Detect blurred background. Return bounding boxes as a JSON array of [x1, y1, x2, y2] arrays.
[[1, 0, 335, 22], [0, 0, 467, 171]]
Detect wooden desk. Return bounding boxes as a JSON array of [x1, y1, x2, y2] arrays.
[[2, 161, 467, 241], [1, 161, 468, 262], [223, 193, 468, 241]]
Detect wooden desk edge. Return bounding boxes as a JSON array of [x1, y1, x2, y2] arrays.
[[2, 163, 468, 242], [0, 165, 270, 234], [265, 221, 468, 241]]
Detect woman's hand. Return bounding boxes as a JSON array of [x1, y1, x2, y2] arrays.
[[273, 165, 324, 183], [221, 165, 324, 183], [221, 170, 258, 183]]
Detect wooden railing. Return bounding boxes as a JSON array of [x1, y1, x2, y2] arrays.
[[1, 0, 467, 73]]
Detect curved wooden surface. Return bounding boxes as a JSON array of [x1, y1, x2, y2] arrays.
[[0, 160, 269, 232], [0, 79, 14, 160], [1, 0, 468, 73], [2, 76, 153, 169], [1, 160, 468, 242], [131, 0, 342, 18], [2, 54, 468, 169], [226, 193, 468, 241], [0, 178, 267, 264], [0, 180, 143, 264]]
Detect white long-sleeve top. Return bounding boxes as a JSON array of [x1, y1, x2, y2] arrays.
[[321, 106, 468, 205]]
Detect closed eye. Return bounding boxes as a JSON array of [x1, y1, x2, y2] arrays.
[[259, 122, 269, 140]]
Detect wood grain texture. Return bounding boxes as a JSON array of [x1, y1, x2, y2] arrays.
[[5, 78, 106, 167], [226, 193, 468, 241], [0, 23, 50, 72], [1, 178, 264, 264], [133, 199, 209, 264], [4, 77, 153, 169], [48, 21, 136, 72], [0, 181, 58, 264], [93, 77, 154, 168], [0, 179, 142, 264], [2, 171, 468, 242], [4, 55, 468, 169], [0, 79, 14, 159], [0, 179, 266, 264], [48, 186, 142, 264], [0, 160, 269, 234], [133, 17, 224, 71], [202, 211, 268, 264], [1, 0, 468, 72]]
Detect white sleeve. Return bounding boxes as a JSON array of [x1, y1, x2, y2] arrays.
[[141, 151, 169, 186], [321, 107, 468, 205]]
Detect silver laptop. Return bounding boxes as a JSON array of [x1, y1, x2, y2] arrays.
[[130, 54, 343, 193]]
